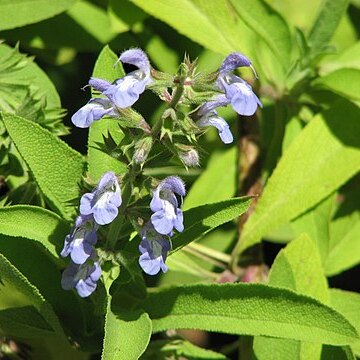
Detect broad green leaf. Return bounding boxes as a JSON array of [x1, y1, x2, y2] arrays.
[[2, 113, 85, 218], [325, 190, 360, 276], [140, 283, 358, 345], [326, 236, 359, 275], [67, 1, 116, 44], [0, 2, 118, 54], [0, 235, 85, 343], [291, 194, 335, 263], [171, 197, 252, 253], [88, 45, 127, 181], [108, 0, 148, 34], [239, 100, 360, 253], [269, 234, 329, 303], [129, 0, 291, 84], [184, 148, 237, 210], [0, 0, 77, 31], [330, 289, 360, 356], [0, 252, 62, 338], [0, 205, 69, 258], [102, 301, 151, 360], [312, 69, 360, 102], [253, 234, 329, 359], [128, 0, 238, 56], [229, 0, 292, 70], [320, 41, 360, 75], [308, 0, 349, 56]]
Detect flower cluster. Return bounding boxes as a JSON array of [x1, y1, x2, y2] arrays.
[[138, 176, 185, 275], [62, 48, 262, 296], [61, 172, 121, 297], [196, 52, 262, 144], [72, 48, 152, 128]]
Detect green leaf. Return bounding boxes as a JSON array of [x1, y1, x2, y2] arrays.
[[308, 0, 349, 56], [0, 235, 85, 343], [0, 0, 77, 31], [253, 234, 329, 359], [184, 148, 237, 210], [2, 113, 85, 218], [330, 289, 360, 357], [0, 252, 62, 338], [312, 69, 360, 102], [88, 45, 127, 181], [0, 205, 69, 258], [128, 0, 237, 56], [171, 197, 252, 253], [140, 283, 358, 345], [291, 194, 335, 263], [229, 0, 292, 70], [320, 41, 360, 74], [102, 301, 152, 360], [67, 1, 116, 44], [325, 191, 360, 276], [0, 43, 60, 110], [239, 100, 360, 253]]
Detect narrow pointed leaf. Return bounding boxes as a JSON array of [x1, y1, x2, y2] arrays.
[[239, 100, 360, 253], [0, 0, 77, 31], [0, 205, 69, 258], [140, 283, 358, 345], [2, 113, 85, 218], [0, 252, 63, 338], [308, 0, 349, 56], [102, 301, 152, 360], [254, 234, 329, 359], [330, 289, 360, 356]]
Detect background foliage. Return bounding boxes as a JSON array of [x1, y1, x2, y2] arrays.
[[0, 0, 359, 359]]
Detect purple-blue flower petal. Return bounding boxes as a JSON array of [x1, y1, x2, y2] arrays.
[[151, 210, 174, 235], [71, 98, 116, 128], [89, 77, 112, 92], [119, 48, 151, 74], [197, 110, 233, 144], [104, 74, 152, 108], [79, 172, 122, 226], [138, 224, 170, 275], [219, 52, 252, 76], [61, 259, 101, 298]]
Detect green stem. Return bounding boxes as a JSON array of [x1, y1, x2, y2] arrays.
[[187, 242, 231, 264], [183, 246, 227, 270], [169, 79, 185, 108]]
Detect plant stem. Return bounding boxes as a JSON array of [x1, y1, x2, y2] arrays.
[[183, 246, 227, 269], [186, 242, 231, 264]]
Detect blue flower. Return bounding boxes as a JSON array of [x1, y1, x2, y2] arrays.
[[197, 108, 233, 144], [150, 176, 185, 235], [71, 98, 118, 128], [102, 49, 152, 108], [138, 223, 171, 275], [217, 52, 262, 116], [61, 215, 98, 265], [80, 172, 122, 225], [61, 255, 101, 298]]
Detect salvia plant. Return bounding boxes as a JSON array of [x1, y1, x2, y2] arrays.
[[0, 0, 359, 359]]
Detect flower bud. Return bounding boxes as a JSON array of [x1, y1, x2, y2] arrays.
[[176, 144, 199, 167], [133, 136, 153, 164]]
